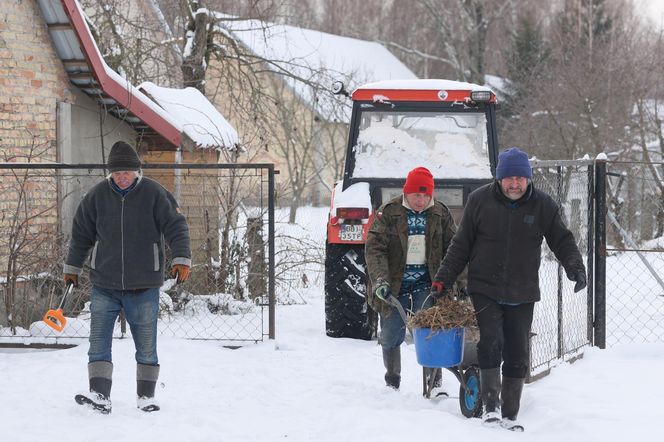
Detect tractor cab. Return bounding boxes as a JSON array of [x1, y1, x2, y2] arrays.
[[325, 79, 499, 340]]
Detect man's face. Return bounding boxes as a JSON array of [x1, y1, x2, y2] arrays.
[[111, 170, 138, 190], [500, 176, 529, 200], [405, 192, 431, 212]]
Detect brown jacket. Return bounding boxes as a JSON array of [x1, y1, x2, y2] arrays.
[[365, 196, 457, 317]]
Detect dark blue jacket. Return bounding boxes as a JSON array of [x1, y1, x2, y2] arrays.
[[434, 182, 585, 303], [64, 176, 191, 290]]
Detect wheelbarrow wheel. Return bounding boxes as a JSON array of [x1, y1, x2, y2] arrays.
[[459, 366, 483, 418]]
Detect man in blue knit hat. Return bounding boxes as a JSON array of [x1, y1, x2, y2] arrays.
[[431, 147, 586, 432]]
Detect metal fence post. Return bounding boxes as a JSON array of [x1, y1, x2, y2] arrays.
[[556, 166, 564, 358], [268, 165, 276, 340], [586, 163, 595, 345], [594, 159, 607, 349]]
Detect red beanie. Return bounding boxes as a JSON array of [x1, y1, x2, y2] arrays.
[[403, 167, 434, 196]]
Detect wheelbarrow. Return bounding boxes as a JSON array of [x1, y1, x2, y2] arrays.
[[386, 295, 483, 418]]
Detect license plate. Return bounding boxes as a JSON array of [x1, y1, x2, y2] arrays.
[[340, 224, 363, 241]]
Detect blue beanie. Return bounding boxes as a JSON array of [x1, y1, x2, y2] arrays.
[[496, 147, 532, 180]]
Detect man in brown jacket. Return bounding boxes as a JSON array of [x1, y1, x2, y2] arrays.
[[365, 167, 458, 390]]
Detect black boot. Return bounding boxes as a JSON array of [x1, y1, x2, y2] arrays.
[[480, 368, 501, 426], [75, 361, 113, 414], [137, 363, 161, 412], [382, 346, 401, 389], [501, 377, 525, 431]]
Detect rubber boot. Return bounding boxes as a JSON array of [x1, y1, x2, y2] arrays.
[[501, 377, 525, 432], [480, 367, 501, 427], [137, 363, 161, 412], [382, 346, 401, 389], [75, 361, 113, 414]]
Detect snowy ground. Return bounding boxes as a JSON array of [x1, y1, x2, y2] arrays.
[[0, 287, 662, 441], [1, 206, 663, 441]]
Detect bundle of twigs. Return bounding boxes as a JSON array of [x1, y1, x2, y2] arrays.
[[408, 296, 477, 332]]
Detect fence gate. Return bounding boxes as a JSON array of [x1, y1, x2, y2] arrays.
[[0, 162, 276, 347], [596, 160, 664, 346], [528, 159, 595, 379]]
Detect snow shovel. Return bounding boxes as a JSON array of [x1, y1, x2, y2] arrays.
[[43, 282, 74, 332]]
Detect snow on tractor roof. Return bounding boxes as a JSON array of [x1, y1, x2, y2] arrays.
[[355, 79, 492, 92]]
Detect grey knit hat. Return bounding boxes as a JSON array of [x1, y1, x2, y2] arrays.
[[107, 141, 141, 172]]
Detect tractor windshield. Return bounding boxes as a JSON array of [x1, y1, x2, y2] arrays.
[[351, 110, 492, 179]]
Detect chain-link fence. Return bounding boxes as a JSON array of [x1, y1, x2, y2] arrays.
[[0, 163, 276, 346], [601, 160, 664, 345], [528, 159, 594, 378]]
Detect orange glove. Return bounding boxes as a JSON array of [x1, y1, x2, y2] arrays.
[[64, 273, 78, 287], [170, 264, 190, 283]]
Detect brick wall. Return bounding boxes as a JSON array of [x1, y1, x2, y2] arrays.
[[0, 0, 72, 278]]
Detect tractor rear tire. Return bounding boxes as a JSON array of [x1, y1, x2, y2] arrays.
[[324, 242, 376, 340]]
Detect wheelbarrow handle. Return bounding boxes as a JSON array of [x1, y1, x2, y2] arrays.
[[386, 295, 410, 326]]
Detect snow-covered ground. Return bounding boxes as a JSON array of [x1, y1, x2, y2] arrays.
[[1, 205, 663, 441], [0, 290, 662, 441]]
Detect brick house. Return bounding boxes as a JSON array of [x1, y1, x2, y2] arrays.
[[0, 0, 237, 329]]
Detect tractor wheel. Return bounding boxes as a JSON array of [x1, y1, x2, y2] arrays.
[[324, 242, 376, 340], [459, 365, 483, 418]]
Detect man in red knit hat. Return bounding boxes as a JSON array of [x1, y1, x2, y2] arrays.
[[365, 166, 460, 393]]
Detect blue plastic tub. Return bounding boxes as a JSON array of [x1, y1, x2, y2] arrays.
[[413, 327, 465, 368]]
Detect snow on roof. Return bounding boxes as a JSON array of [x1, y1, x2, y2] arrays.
[[214, 16, 417, 123], [140, 82, 239, 149], [356, 79, 492, 92], [483, 74, 507, 101]]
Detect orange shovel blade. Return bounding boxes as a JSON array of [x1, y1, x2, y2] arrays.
[[43, 308, 67, 332]]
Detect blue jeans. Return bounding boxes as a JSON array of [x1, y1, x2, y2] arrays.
[[379, 283, 434, 349], [88, 286, 160, 365]]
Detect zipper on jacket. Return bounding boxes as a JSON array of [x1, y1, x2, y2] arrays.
[[121, 196, 125, 290], [503, 207, 514, 298]]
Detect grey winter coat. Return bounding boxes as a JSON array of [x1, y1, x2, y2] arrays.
[[434, 181, 585, 303], [64, 176, 191, 290]]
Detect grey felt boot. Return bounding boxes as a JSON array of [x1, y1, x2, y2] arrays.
[[382, 346, 401, 389], [480, 368, 501, 427], [137, 363, 160, 412], [74, 361, 113, 414]]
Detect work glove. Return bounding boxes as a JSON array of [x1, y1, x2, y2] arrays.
[[64, 273, 78, 288], [374, 280, 392, 302], [430, 281, 445, 298], [170, 264, 190, 284], [570, 270, 587, 293]]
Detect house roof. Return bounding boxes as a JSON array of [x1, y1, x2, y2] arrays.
[[215, 16, 418, 123], [38, 0, 182, 148], [139, 82, 240, 149]]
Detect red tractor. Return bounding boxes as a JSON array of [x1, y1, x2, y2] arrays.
[[325, 79, 499, 340]]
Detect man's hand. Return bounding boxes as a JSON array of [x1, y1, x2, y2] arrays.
[[64, 273, 78, 287], [374, 280, 391, 302], [430, 281, 445, 298], [571, 271, 587, 293], [170, 264, 190, 283]]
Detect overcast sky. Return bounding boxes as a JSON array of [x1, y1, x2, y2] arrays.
[[634, 0, 664, 29]]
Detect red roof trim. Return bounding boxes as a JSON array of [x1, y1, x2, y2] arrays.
[[60, 0, 181, 147]]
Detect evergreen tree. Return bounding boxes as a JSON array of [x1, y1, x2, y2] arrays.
[[503, 15, 549, 115]]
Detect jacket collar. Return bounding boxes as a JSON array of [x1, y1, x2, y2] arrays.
[[401, 194, 435, 213], [492, 180, 534, 207]]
